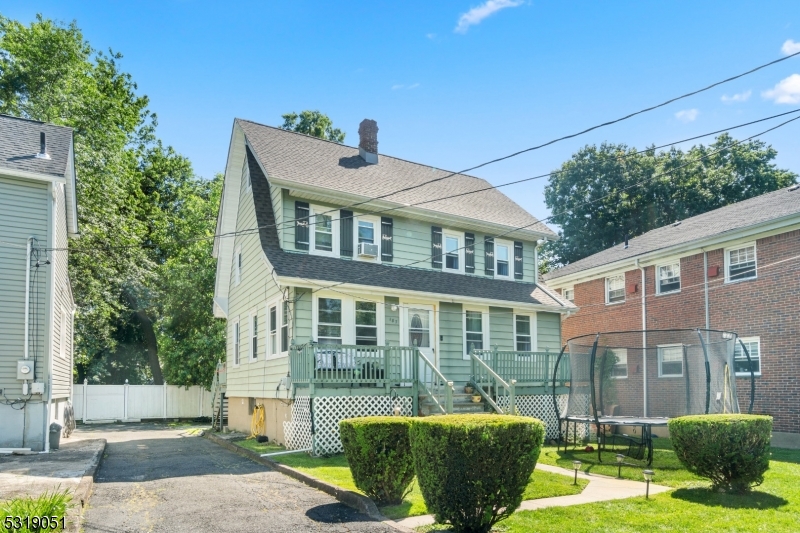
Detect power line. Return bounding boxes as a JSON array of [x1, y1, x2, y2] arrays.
[[37, 108, 800, 254], [307, 115, 800, 295]]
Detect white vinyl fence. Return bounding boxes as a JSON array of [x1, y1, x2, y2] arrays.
[[73, 381, 212, 422]]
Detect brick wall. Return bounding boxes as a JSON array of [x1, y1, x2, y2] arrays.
[[559, 229, 800, 433]]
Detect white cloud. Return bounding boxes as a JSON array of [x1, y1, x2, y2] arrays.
[[721, 90, 752, 103], [391, 84, 404, 90], [675, 109, 699, 123], [408, 83, 420, 89], [782, 39, 800, 55], [454, 0, 523, 34], [426, 33, 437, 39], [762, 74, 800, 104]]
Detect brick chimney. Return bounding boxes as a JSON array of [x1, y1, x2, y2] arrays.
[[358, 119, 378, 164]]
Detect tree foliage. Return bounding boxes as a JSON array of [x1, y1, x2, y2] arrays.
[[543, 135, 797, 268], [280, 109, 345, 143], [0, 14, 223, 386]]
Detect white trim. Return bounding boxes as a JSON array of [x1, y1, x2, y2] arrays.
[[309, 204, 339, 258], [243, 156, 252, 193], [232, 318, 241, 367], [562, 287, 575, 303], [354, 214, 381, 263], [463, 306, 490, 359], [280, 299, 291, 356], [734, 336, 761, 377], [400, 302, 437, 366], [355, 298, 385, 346], [267, 300, 280, 360], [512, 312, 537, 353], [655, 260, 681, 295], [443, 231, 465, 274], [605, 275, 625, 305], [310, 291, 385, 346], [249, 307, 259, 362], [233, 246, 242, 286], [494, 239, 513, 279], [724, 242, 757, 284], [657, 344, 684, 377]]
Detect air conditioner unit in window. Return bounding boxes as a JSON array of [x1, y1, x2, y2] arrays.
[[358, 242, 379, 257]]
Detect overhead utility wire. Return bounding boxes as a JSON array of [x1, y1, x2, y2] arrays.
[[36, 108, 800, 254], [307, 115, 800, 295]]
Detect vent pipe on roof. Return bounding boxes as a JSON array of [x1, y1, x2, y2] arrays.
[[358, 119, 378, 164], [36, 131, 50, 160], [624, 234, 629, 249]]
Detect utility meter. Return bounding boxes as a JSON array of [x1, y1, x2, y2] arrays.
[[17, 360, 34, 380]]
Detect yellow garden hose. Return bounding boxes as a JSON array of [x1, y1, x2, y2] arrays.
[[250, 403, 265, 438]]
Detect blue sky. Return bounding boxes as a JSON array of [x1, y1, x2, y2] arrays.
[[3, 1, 799, 226]]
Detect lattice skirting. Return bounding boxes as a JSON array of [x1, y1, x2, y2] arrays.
[[311, 395, 413, 456], [283, 396, 313, 451], [496, 394, 569, 440]]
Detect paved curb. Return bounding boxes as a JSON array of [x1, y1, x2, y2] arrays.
[[204, 432, 413, 532], [66, 438, 107, 533]]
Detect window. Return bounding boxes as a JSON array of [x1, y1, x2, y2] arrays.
[[314, 213, 333, 251], [281, 301, 289, 353], [495, 241, 511, 278], [355, 301, 378, 345], [515, 315, 532, 352], [269, 304, 278, 357], [233, 320, 240, 366], [317, 298, 342, 344], [606, 275, 625, 304], [562, 288, 575, 303], [657, 262, 681, 294], [234, 248, 242, 286], [609, 348, 628, 378], [445, 235, 460, 271], [727, 244, 757, 282], [734, 337, 761, 376], [358, 220, 375, 245], [250, 312, 259, 361], [465, 311, 484, 354], [658, 345, 683, 377]]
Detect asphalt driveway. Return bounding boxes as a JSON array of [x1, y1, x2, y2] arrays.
[[76, 423, 395, 532]]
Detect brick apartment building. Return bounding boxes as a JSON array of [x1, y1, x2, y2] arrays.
[[544, 185, 800, 444]]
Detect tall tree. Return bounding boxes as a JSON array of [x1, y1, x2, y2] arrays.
[[280, 110, 346, 143], [543, 135, 797, 268]]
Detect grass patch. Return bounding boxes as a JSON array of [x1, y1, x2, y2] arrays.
[[234, 438, 286, 455], [1, 489, 71, 532]]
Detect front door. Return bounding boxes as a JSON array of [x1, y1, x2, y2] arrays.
[[403, 305, 436, 366]]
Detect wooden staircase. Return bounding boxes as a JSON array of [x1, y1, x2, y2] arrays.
[[418, 391, 486, 416]]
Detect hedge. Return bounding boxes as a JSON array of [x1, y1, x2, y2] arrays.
[[339, 416, 415, 505], [668, 414, 772, 493], [409, 414, 545, 533]]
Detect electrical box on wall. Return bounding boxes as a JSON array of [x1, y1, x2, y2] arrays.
[[31, 382, 45, 395], [17, 360, 34, 381]]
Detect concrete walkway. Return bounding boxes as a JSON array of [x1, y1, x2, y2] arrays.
[[395, 462, 671, 529]]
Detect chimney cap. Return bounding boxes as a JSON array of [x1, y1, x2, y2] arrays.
[[358, 119, 378, 164]]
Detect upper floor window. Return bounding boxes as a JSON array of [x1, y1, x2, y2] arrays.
[[281, 301, 290, 354], [562, 288, 575, 303], [445, 234, 462, 272], [495, 240, 511, 278], [355, 216, 381, 261], [609, 348, 627, 378], [657, 262, 681, 294], [355, 301, 378, 345], [658, 345, 683, 377], [515, 315, 532, 352], [233, 320, 240, 366], [317, 297, 342, 344], [734, 337, 761, 376], [310, 205, 339, 257], [269, 304, 278, 357], [726, 243, 756, 282], [250, 312, 259, 361], [358, 220, 375, 245], [234, 248, 242, 286], [606, 275, 625, 304]]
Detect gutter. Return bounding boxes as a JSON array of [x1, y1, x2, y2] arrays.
[[636, 258, 647, 417], [703, 250, 710, 330]]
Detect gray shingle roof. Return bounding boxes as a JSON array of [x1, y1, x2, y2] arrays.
[[544, 186, 800, 281], [247, 147, 571, 308], [0, 115, 72, 178], [238, 118, 555, 237]]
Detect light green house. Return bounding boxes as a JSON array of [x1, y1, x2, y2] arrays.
[[212, 118, 574, 454], [0, 116, 78, 451]]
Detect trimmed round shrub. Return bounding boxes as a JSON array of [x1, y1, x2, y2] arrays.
[[668, 414, 772, 493], [409, 414, 545, 533], [339, 416, 415, 505]]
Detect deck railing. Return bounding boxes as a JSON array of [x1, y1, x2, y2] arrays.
[[289, 342, 417, 386], [417, 350, 454, 414], [470, 354, 515, 414], [471, 347, 570, 385]]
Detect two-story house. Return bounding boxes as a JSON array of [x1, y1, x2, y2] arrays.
[[213, 118, 574, 454], [0, 115, 78, 451], [543, 185, 800, 447]]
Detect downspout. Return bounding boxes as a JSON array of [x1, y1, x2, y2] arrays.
[[636, 259, 647, 417], [703, 250, 710, 330], [23, 237, 33, 391]]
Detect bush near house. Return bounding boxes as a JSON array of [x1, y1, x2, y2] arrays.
[[409, 414, 545, 533], [339, 416, 415, 505], [668, 414, 772, 493]]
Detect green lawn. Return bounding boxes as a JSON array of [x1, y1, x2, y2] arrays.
[[230, 439, 587, 520]]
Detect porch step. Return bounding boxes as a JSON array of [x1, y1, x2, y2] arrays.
[[418, 393, 487, 416]]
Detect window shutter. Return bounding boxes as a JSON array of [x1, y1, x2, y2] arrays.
[[381, 217, 393, 262], [340, 210, 354, 257], [431, 226, 443, 269], [465, 233, 475, 273], [514, 241, 523, 280], [484, 237, 494, 275], [295, 201, 310, 250]]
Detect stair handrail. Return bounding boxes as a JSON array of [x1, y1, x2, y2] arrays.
[[210, 359, 226, 430], [417, 349, 454, 414], [470, 349, 516, 414]]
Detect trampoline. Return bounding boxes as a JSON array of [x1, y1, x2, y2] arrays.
[[552, 329, 756, 465]]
